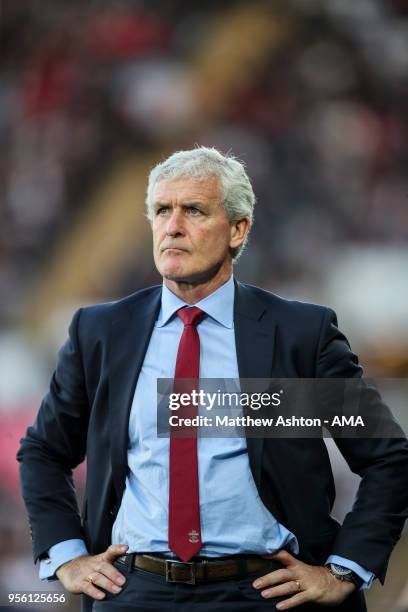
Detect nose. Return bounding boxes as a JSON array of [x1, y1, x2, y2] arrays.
[[165, 208, 185, 236]]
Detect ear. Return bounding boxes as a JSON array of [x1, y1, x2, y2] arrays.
[[229, 218, 250, 250]]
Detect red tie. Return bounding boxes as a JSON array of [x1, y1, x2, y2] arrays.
[[168, 306, 205, 561]]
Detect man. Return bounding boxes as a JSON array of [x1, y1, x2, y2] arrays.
[[18, 147, 408, 612]]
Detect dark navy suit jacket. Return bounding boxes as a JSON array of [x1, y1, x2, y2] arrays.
[[18, 281, 408, 611]]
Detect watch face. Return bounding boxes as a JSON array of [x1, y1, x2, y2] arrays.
[[327, 564, 363, 589]]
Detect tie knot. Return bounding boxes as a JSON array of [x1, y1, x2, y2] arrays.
[[177, 306, 206, 327]]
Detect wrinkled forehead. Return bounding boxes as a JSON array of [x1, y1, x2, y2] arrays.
[[152, 175, 222, 204]]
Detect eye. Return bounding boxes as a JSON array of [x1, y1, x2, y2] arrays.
[[187, 206, 202, 215], [156, 206, 169, 216]]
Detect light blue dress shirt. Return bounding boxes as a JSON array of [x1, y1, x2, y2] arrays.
[[40, 276, 373, 588]]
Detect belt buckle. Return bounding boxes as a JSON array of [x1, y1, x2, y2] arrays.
[[165, 559, 196, 585]]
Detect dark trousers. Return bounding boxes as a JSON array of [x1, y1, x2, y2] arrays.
[[91, 557, 367, 612]]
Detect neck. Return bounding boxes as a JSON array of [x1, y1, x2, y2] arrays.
[[163, 264, 233, 304]]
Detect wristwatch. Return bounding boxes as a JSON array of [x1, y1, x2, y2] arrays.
[[325, 563, 364, 589]]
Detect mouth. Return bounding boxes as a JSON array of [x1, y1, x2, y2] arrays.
[[162, 247, 188, 254]]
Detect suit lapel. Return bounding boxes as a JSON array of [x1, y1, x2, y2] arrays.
[[234, 280, 276, 490], [108, 287, 161, 501]]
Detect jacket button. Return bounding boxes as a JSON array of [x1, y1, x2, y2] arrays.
[[109, 505, 118, 516]]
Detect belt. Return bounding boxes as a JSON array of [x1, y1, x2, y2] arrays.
[[116, 553, 282, 585]]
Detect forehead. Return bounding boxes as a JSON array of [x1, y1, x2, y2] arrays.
[[152, 175, 222, 203]]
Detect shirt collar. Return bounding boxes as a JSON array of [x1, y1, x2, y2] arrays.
[[156, 275, 234, 329]]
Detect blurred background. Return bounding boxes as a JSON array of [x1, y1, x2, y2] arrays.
[[1, 0, 408, 610]]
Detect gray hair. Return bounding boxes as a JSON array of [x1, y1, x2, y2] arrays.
[[146, 146, 256, 261]]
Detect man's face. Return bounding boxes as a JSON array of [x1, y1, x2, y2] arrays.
[[151, 176, 239, 284]]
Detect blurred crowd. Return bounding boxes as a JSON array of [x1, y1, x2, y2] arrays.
[[1, 0, 194, 322], [1, 1, 408, 610], [1, 0, 408, 322]]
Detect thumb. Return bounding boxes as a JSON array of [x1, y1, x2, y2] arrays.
[[104, 544, 128, 561], [263, 549, 297, 566]]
